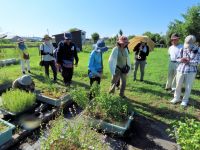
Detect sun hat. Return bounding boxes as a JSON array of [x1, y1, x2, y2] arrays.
[[95, 40, 108, 52], [171, 33, 180, 40], [18, 75, 32, 86], [42, 34, 52, 40], [184, 35, 196, 49], [18, 38, 24, 43], [64, 32, 72, 40], [117, 36, 129, 44]]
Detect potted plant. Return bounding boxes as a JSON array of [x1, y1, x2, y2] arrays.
[[40, 115, 108, 150], [0, 89, 36, 115], [0, 118, 15, 146], [36, 83, 71, 106], [70, 84, 135, 137]]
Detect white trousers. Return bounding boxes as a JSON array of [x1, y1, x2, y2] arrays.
[[174, 72, 196, 102], [21, 59, 30, 72], [165, 61, 177, 89]]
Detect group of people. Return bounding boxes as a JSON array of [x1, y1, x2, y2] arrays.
[[15, 32, 200, 106], [165, 34, 200, 107]]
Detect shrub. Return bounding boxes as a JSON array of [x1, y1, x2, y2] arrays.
[[1, 89, 36, 113], [70, 84, 129, 123], [41, 115, 108, 150], [168, 118, 200, 150]]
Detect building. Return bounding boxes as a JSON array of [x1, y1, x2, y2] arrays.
[[53, 29, 86, 51], [5, 35, 21, 42]]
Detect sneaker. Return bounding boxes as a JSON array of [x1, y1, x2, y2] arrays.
[[165, 88, 171, 91], [170, 98, 181, 104], [28, 70, 31, 73], [22, 71, 25, 74], [181, 100, 188, 107]]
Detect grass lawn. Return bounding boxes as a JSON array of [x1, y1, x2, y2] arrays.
[[0, 46, 199, 126]]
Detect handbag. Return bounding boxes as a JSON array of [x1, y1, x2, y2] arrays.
[[23, 53, 29, 60], [39, 60, 44, 66]]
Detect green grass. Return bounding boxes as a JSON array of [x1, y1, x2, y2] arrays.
[[0, 46, 199, 125], [0, 122, 8, 133]]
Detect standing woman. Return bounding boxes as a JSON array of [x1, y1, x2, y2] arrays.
[[88, 40, 108, 86], [109, 36, 131, 98], [40, 35, 57, 82], [17, 38, 30, 74]]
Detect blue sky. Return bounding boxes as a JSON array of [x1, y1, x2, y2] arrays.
[[0, 0, 199, 38]]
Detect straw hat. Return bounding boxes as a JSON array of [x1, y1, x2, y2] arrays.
[[184, 35, 196, 49], [42, 34, 52, 40], [18, 75, 32, 86]]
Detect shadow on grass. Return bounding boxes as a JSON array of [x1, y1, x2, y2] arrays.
[[143, 80, 165, 88], [71, 80, 90, 89]]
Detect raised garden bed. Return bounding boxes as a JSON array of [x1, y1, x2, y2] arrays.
[[0, 58, 19, 67], [70, 85, 135, 137], [35, 85, 71, 106], [0, 118, 15, 146], [85, 111, 135, 136]]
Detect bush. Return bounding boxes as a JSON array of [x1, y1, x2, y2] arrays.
[[70, 84, 129, 123], [0, 122, 8, 133], [168, 118, 200, 150], [41, 115, 108, 150], [1, 89, 36, 113]]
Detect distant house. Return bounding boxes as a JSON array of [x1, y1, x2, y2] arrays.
[[53, 29, 86, 51], [5, 35, 21, 42]]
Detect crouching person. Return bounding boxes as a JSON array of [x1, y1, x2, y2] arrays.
[[171, 35, 200, 107], [12, 75, 35, 92]]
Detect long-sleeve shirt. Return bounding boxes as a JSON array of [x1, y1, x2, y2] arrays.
[[56, 41, 79, 66], [88, 50, 103, 78], [176, 47, 200, 74], [18, 43, 28, 59]]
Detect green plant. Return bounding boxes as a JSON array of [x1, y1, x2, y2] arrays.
[[1, 89, 36, 113], [42, 81, 67, 99], [70, 84, 129, 123], [167, 118, 200, 150], [0, 122, 8, 133], [41, 115, 108, 150]]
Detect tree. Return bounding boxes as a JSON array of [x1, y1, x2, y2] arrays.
[[91, 32, 100, 43], [119, 29, 123, 36], [166, 4, 200, 45]]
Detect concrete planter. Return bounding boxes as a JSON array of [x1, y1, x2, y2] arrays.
[[36, 92, 71, 106], [86, 111, 135, 137], [0, 58, 19, 67], [0, 119, 15, 146]]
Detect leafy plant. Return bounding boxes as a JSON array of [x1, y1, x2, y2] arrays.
[[167, 118, 200, 150], [42, 81, 67, 99], [0, 122, 8, 133], [1, 89, 36, 113], [70, 84, 129, 123], [41, 115, 108, 150]]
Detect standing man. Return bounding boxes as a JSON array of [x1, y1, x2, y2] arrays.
[[56, 32, 79, 86], [165, 33, 183, 91], [133, 42, 149, 81], [171, 35, 200, 107]]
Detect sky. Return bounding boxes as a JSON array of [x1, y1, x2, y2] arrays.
[[0, 0, 199, 38]]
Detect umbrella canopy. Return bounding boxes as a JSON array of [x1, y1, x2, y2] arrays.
[[128, 36, 155, 51]]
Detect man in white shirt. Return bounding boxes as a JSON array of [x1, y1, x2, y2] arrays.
[[165, 33, 183, 91]]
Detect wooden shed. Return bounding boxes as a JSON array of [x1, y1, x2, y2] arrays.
[[53, 30, 84, 51]]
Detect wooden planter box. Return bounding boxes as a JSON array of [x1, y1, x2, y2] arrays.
[[36, 92, 71, 106], [86, 111, 135, 137], [0, 119, 15, 146]]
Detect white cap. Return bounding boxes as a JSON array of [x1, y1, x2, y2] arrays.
[[18, 75, 32, 86]]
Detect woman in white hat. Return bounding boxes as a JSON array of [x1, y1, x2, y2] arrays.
[[171, 35, 200, 107], [17, 38, 31, 74], [108, 36, 131, 98]]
